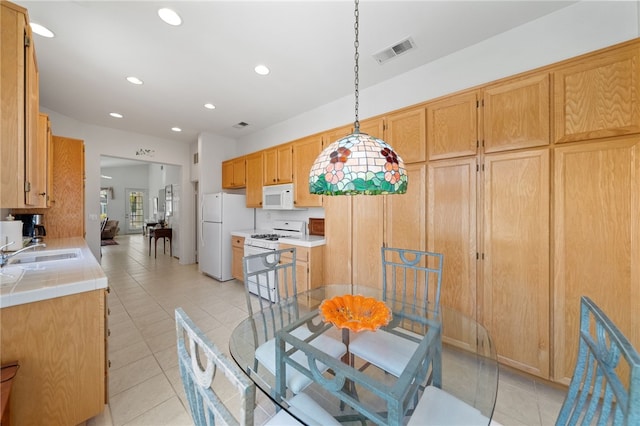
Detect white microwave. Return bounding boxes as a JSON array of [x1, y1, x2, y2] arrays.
[[262, 183, 296, 210]]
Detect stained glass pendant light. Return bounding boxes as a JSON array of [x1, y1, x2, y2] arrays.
[[309, 0, 407, 196]]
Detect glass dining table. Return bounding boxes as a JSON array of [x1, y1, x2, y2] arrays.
[[229, 284, 498, 425]]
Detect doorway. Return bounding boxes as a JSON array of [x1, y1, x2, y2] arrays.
[[125, 188, 146, 234]]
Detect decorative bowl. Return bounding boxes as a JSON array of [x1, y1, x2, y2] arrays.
[[319, 294, 392, 332]]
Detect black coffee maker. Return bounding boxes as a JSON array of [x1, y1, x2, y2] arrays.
[[14, 214, 46, 242]]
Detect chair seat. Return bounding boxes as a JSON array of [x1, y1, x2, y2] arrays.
[[265, 393, 341, 426], [407, 385, 495, 426], [255, 325, 347, 394], [349, 329, 418, 377]]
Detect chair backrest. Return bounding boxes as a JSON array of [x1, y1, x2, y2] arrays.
[[242, 247, 297, 316], [175, 308, 256, 426], [556, 296, 640, 426], [381, 247, 443, 310]]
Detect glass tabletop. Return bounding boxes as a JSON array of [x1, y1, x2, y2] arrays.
[[229, 284, 498, 425]]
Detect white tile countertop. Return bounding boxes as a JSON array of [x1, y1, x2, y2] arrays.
[[0, 237, 108, 308], [231, 229, 326, 248]]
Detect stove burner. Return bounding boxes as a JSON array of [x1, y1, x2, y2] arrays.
[[250, 233, 281, 241]]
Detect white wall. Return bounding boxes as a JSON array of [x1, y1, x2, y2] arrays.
[[101, 163, 150, 232], [42, 108, 195, 264], [235, 1, 640, 153]]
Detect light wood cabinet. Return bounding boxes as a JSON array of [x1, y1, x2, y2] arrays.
[[427, 90, 479, 160], [35, 113, 51, 207], [553, 137, 640, 384], [280, 243, 324, 293], [1, 289, 106, 425], [323, 196, 352, 285], [245, 152, 263, 207], [482, 149, 550, 378], [483, 74, 550, 153], [222, 157, 246, 189], [1, 1, 42, 208], [385, 163, 426, 252], [384, 107, 427, 164], [292, 135, 323, 207], [553, 42, 640, 144], [231, 236, 245, 281], [263, 143, 293, 185]]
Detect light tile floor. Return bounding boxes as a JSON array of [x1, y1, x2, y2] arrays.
[[87, 234, 565, 426]]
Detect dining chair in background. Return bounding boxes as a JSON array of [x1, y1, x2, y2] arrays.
[[349, 247, 444, 377], [175, 308, 340, 426], [242, 248, 347, 394]]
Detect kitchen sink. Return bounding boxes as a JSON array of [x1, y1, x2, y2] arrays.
[[8, 248, 82, 265]]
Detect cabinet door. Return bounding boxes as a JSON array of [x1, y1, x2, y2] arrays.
[[231, 236, 244, 281], [427, 91, 479, 160], [553, 137, 640, 384], [428, 158, 478, 317], [232, 157, 246, 187], [222, 160, 234, 188], [292, 135, 323, 207], [245, 152, 263, 207], [276, 144, 293, 184], [483, 149, 550, 378], [385, 163, 426, 252], [323, 196, 352, 285], [352, 196, 384, 288], [554, 43, 640, 143], [24, 26, 42, 207], [323, 125, 352, 147], [385, 107, 426, 164], [483, 74, 550, 153], [358, 118, 384, 139], [263, 148, 277, 185]]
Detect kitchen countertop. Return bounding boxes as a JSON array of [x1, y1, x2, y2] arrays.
[[231, 229, 326, 248], [0, 237, 108, 308]]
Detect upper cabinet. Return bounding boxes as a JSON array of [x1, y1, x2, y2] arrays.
[[483, 74, 550, 153], [427, 90, 479, 160], [263, 143, 293, 185], [222, 156, 246, 189], [384, 107, 426, 164], [292, 135, 323, 208], [1, 1, 42, 208], [554, 41, 640, 143], [245, 152, 263, 208]]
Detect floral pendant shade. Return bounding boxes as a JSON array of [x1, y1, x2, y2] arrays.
[[309, 132, 408, 195]]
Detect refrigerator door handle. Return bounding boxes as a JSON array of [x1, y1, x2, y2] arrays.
[[201, 198, 205, 244]]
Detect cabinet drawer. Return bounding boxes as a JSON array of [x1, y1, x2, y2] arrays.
[[232, 236, 245, 248], [279, 244, 309, 262]]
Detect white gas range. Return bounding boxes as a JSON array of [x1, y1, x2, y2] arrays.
[[243, 220, 306, 302]]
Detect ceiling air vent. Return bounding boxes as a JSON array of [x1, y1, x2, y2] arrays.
[[233, 122, 249, 129], [373, 37, 416, 64]]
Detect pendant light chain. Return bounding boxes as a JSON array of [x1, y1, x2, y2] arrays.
[[353, 0, 360, 133]]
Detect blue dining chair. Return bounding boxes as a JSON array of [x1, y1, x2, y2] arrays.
[[555, 296, 640, 426], [242, 248, 346, 394], [349, 247, 444, 377], [175, 308, 340, 426]]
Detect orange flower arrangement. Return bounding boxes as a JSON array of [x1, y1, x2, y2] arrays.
[[319, 294, 392, 332]]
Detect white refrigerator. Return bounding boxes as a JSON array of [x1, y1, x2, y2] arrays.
[[200, 193, 253, 281]]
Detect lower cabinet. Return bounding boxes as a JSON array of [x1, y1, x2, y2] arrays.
[[279, 243, 324, 293], [231, 236, 245, 281], [0, 289, 106, 424]]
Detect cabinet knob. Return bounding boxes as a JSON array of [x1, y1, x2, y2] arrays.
[[39, 192, 46, 197]]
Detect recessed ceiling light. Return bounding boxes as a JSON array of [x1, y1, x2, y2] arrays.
[[126, 76, 143, 85], [171, 127, 182, 132], [30, 23, 54, 38], [158, 8, 182, 26], [204, 103, 216, 110], [254, 65, 270, 76], [109, 112, 123, 118]]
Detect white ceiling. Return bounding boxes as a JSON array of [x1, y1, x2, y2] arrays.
[[21, 1, 575, 145]]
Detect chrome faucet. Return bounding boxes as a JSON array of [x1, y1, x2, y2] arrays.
[[0, 242, 47, 267]]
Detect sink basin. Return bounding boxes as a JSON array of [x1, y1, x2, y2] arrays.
[[8, 248, 82, 265], [0, 266, 25, 287]]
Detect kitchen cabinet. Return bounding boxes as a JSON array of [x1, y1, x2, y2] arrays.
[[292, 135, 323, 207], [553, 41, 640, 144], [323, 196, 352, 285], [41, 113, 54, 207], [385, 163, 426, 252], [279, 243, 324, 293], [245, 152, 263, 207], [222, 157, 246, 189], [1, 289, 106, 424], [0, 1, 42, 208], [383, 107, 427, 164], [231, 236, 245, 281], [263, 143, 293, 185], [35, 113, 51, 207], [552, 137, 640, 385], [426, 90, 479, 160]]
